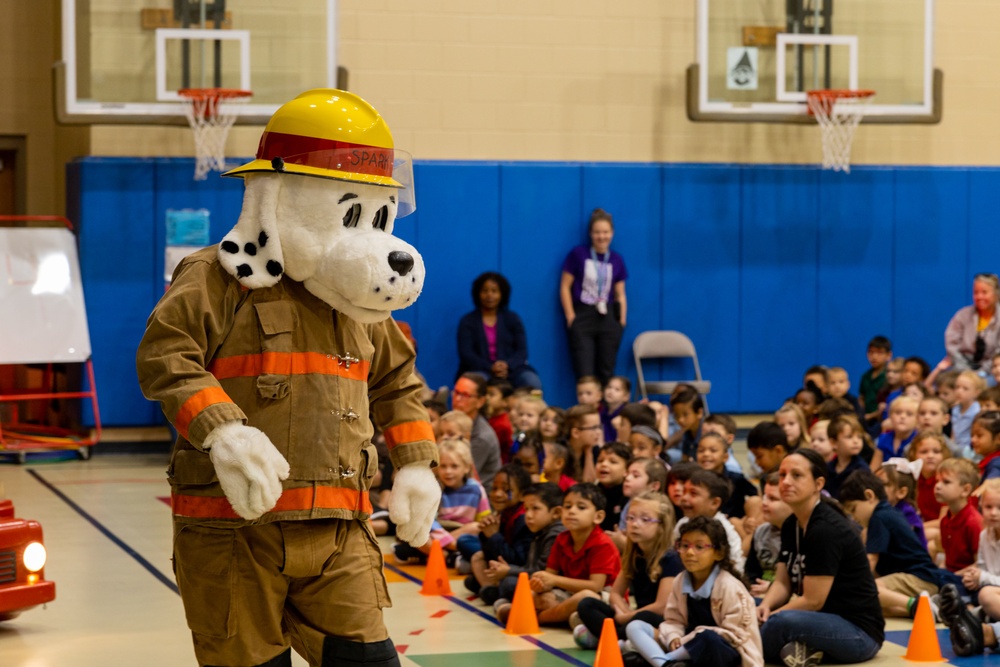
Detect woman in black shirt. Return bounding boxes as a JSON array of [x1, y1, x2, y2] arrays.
[[757, 448, 885, 664]]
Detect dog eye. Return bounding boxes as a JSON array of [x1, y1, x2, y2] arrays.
[[372, 206, 389, 231], [342, 203, 361, 228]]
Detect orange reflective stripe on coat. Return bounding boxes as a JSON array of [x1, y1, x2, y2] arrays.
[[383, 420, 435, 450], [172, 486, 372, 519], [175, 387, 235, 439], [208, 351, 370, 382]]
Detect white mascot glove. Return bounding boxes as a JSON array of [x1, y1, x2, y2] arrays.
[[204, 421, 291, 520], [389, 461, 441, 546]]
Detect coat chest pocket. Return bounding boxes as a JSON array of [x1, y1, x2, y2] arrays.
[[254, 301, 295, 400]]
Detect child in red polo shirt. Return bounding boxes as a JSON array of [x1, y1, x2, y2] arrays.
[[936, 458, 983, 573], [486, 378, 514, 463], [971, 411, 1000, 482], [529, 483, 621, 626]]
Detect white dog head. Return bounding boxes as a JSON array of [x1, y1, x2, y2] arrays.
[[217, 172, 424, 323]]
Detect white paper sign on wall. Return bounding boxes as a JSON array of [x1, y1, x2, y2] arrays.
[[727, 47, 759, 90]]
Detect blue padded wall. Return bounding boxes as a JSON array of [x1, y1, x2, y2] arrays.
[[67, 158, 1000, 425]]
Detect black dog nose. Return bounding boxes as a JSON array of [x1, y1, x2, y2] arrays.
[[388, 251, 414, 277]]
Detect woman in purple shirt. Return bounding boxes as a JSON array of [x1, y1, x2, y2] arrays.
[[456, 271, 542, 390], [559, 208, 628, 385]]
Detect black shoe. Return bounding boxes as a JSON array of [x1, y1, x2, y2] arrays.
[[622, 653, 653, 667], [779, 641, 823, 667], [939, 583, 985, 656], [392, 541, 426, 564], [479, 585, 500, 606], [464, 575, 481, 595]]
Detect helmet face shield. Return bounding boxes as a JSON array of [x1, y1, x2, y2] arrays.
[[390, 152, 415, 218]]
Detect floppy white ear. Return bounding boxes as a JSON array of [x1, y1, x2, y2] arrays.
[[217, 173, 285, 289]]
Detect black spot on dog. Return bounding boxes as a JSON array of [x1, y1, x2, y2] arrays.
[[221, 240, 239, 254], [374, 287, 381, 293], [271, 157, 285, 172], [385, 297, 391, 302], [389, 276, 396, 284], [266, 260, 283, 276], [258, 231, 268, 248], [244, 243, 257, 256], [237, 264, 253, 278]]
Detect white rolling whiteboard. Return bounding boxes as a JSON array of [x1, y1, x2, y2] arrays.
[[0, 228, 92, 364]]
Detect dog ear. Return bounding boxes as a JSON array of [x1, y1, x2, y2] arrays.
[[218, 174, 285, 289]]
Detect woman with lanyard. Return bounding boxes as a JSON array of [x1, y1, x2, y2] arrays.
[[757, 448, 885, 665], [559, 208, 628, 385], [942, 273, 1000, 376]]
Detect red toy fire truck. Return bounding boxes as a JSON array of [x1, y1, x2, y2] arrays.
[[0, 494, 55, 620]]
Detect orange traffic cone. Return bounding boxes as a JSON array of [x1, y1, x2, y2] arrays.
[[905, 591, 944, 663], [503, 572, 540, 635], [594, 617, 624, 667], [419, 540, 453, 596]]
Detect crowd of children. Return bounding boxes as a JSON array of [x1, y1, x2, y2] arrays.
[[378, 334, 1000, 665]]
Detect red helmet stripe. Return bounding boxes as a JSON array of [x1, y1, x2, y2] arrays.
[[256, 131, 394, 177]]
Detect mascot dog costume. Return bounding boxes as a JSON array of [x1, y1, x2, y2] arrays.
[[137, 90, 441, 667]]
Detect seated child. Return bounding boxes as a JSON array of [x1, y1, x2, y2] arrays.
[[625, 517, 763, 667], [876, 395, 919, 460], [538, 406, 566, 446], [423, 398, 447, 441], [467, 464, 533, 603], [542, 441, 576, 492], [675, 469, 746, 574], [629, 424, 665, 461], [936, 457, 984, 573], [485, 378, 514, 463], [615, 402, 658, 445], [564, 404, 602, 483], [670, 387, 705, 462], [527, 483, 622, 626], [917, 396, 956, 454], [972, 410, 1000, 482], [601, 375, 631, 443], [746, 472, 792, 597], [860, 335, 892, 434], [511, 394, 546, 454], [574, 491, 681, 648], [808, 419, 833, 460], [612, 457, 669, 552], [702, 413, 747, 476], [665, 462, 698, 524], [981, 386, 1000, 413], [962, 479, 1000, 622], [595, 442, 631, 532], [841, 469, 944, 619], [512, 433, 542, 482], [746, 421, 791, 493], [910, 430, 950, 521], [576, 376, 603, 409], [826, 366, 865, 422], [439, 410, 474, 442], [776, 402, 811, 450], [878, 356, 906, 422], [394, 438, 489, 563], [826, 414, 872, 500], [794, 386, 822, 426], [491, 483, 566, 618], [952, 370, 986, 459], [879, 457, 928, 548], [695, 432, 760, 522]]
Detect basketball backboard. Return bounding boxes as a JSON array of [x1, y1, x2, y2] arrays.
[[689, 0, 941, 124], [57, 0, 339, 125]]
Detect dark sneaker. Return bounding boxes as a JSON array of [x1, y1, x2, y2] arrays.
[[939, 583, 985, 656], [495, 601, 512, 626], [779, 641, 823, 667]]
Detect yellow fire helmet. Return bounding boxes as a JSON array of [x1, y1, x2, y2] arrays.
[[224, 88, 415, 216]]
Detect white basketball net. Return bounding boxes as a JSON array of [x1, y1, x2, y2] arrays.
[[180, 91, 250, 180], [807, 91, 874, 174]]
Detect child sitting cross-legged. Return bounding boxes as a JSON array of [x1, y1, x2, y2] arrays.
[[745, 472, 792, 598], [624, 516, 763, 667], [573, 491, 681, 649], [466, 464, 533, 605], [525, 483, 622, 626], [394, 437, 489, 564], [695, 432, 761, 524], [876, 395, 919, 461], [491, 483, 566, 622], [675, 468, 746, 574], [971, 410, 1000, 481], [596, 442, 632, 533], [840, 469, 946, 620], [936, 458, 983, 574]]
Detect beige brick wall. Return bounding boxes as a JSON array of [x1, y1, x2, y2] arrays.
[[79, 1, 1000, 166]]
